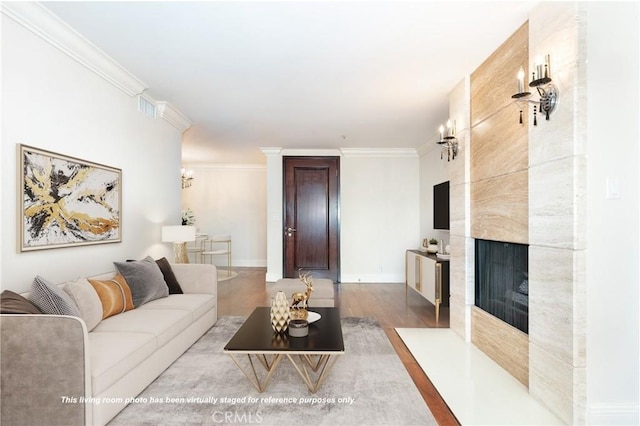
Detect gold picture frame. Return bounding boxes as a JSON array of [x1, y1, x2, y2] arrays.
[[18, 144, 122, 252]]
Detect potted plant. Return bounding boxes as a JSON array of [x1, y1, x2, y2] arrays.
[[181, 208, 196, 226], [427, 238, 438, 253]]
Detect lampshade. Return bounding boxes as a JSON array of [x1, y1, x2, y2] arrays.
[[162, 225, 196, 243]]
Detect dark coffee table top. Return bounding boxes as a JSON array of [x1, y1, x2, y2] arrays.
[[224, 307, 344, 354]]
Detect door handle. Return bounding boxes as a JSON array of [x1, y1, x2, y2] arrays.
[[285, 227, 297, 237]]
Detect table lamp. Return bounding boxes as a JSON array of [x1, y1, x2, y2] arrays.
[[162, 225, 196, 263]]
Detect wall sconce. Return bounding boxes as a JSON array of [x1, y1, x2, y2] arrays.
[[437, 119, 458, 161], [511, 54, 559, 126], [181, 168, 193, 189]]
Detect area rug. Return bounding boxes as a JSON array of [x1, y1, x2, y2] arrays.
[[109, 317, 436, 425]]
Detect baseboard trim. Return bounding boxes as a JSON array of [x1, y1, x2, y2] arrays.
[[340, 273, 404, 283], [588, 403, 639, 425]]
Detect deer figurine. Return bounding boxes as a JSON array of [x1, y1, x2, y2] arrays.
[[291, 270, 314, 310]]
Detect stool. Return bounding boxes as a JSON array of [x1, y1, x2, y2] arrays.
[[202, 235, 232, 277], [267, 278, 335, 308]]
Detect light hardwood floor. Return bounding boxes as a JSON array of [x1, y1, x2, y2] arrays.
[[217, 267, 459, 426]]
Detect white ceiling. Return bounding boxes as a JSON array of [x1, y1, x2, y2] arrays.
[[43, 1, 537, 164]]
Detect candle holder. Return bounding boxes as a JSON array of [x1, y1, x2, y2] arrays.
[[436, 119, 458, 161], [511, 54, 559, 126]]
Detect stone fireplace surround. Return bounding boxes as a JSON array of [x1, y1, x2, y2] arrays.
[[446, 3, 587, 424]]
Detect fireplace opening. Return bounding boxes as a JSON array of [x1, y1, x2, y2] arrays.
[[475, 239, 529, 333]]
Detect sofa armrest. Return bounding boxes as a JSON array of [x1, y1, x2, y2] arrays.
[[171, 263, 217, 295], [0, 314, 91, 426]]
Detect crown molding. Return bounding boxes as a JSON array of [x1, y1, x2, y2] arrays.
[[339, 148, 418, 158], [1, 2, 148, 97], [156, 102, 192, 132], [183, 163, 266, 171], [282, 148, 343, 157], [259, 147, 283, 156]]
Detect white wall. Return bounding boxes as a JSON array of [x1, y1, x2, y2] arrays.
[[419, 144, 451, 248], [340, 150, 420, 283], [586, 2, 639, 423], [1, 12, 181, 292], [181, 164, 267, 267]]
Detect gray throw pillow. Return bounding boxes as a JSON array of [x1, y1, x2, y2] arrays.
[[29, 276, 81, 316], [114, 256, 169, 307]]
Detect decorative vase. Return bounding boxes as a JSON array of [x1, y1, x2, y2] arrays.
[[270, 291, 290, 333]]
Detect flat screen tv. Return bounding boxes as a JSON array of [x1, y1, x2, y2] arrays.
[[433, 181, 450, 230]]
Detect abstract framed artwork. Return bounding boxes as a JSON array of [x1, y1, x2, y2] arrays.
[[18, 144, 122, 252]]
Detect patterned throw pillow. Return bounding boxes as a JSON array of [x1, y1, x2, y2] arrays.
[[88, 274, 135, 320], [0, 290, 42, 314], [114, 256, 169, 307], [63, 278, 103, 331], [28, 275, 81, 316]]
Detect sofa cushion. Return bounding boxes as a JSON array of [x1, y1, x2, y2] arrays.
[[155, 257, 183, 294], [88, 274, 135, 320], [138, 294, 216, 322], [92, 308, 192, 348], [0, 290, 42, 314], [63, 278, 103, 331], [114, 256, 168, 307], [29, 276, 81, 316], [88, 331, 157, 395]]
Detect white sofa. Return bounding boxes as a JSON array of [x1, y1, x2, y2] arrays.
[[0, 263, 217, 426]]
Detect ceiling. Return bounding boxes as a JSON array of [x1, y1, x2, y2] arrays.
[[43, 1, 537, 164]]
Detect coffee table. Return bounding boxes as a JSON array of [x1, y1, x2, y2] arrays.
[[224, 307, 344, 393]]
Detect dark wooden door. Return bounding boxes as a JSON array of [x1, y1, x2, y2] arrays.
[[283, 156, 340, 282]]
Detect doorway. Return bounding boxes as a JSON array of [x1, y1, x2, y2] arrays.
[[283, 156, 340, 282]]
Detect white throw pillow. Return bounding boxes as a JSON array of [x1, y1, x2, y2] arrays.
[[63, 278, 102, 331]]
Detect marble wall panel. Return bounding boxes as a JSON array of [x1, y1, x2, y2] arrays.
[[529, 2, 586, 166], [449, 77, 470, 188], [471, 307, 529, 386], [471, 21, 529, 127], [450, 235, 474, 341], [530, 342, 575, 424], [471, 170, 528, 244], [449, 130, 469, 194], [449, 295, 467, 340], [529, 155, 586, 249], [449, 235, 474, 302], [529, 246, 577, 365], [470, 21, 528, 183], [449, 182, 468, 238], [527, 3, 586, 423], [470, 106, 528, 183]]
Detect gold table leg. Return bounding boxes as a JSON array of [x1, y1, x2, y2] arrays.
[[227, 353, 283, 393], [286, 354, 341, 393]]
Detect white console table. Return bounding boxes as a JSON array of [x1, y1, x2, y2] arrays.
[[405, 250, 450, 322]]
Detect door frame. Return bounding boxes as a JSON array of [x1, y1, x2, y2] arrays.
[[282, 156, 341, 282]]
